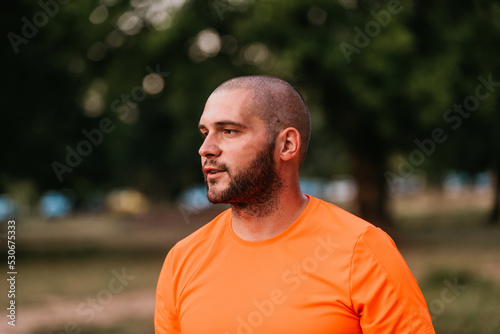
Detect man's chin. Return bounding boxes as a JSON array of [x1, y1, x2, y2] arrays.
[[207, 195, 230, 204], [206, 187, 229, 204]]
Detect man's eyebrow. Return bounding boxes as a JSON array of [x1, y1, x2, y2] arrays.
[[198, 121, 247, 130], [215, 121, 247, 128]]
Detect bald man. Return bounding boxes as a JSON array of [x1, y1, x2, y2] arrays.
[[155, 76, 435, 334]]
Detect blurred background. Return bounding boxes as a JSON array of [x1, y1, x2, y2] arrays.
[[1, 0, 500, 333]]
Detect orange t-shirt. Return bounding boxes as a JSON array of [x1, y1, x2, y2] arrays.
[[155, 195, 435, 334]]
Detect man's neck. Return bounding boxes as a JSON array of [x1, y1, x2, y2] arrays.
[[230, 190, 309, 242]]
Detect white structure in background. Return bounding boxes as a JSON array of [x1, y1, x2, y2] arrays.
[[0, 195, 16, 220], [178, 175, 359, 212], [324, 175, 358, 203], [178, 185, 212, 211], [106, 188, 150, 215], [39, 190, 72, 218], [443, 171, 493, 197], [388, 173, 427, 196], [300, 175, 358, 204]]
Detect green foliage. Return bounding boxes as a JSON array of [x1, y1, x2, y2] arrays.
[[2, 0, 499, 205]]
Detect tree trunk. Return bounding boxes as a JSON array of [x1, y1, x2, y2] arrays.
[[351, 153, 393, 232], [489, 164, 500, 225]]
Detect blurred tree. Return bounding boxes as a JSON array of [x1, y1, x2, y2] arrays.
[[224, 0, 450, 228], [406, 0, 500, 224], [2, 0, 499, 226], [1, 1, 115, 205], [226, 0, 500, 227]]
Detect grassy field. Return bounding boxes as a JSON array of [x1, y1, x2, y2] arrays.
[[2, 192, 499, 334]]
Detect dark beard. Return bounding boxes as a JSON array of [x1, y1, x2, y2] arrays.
[[205, 138, 283, 217]]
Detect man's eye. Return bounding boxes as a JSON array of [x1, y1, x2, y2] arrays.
[[200, 131, 208, 138], [224, 129, 238, 135]]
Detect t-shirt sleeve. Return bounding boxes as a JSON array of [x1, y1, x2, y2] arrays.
[[350, 226, 435, 334], [155, 249, 182, 334]]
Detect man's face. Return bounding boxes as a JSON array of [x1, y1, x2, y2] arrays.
[[198, 89, 283, 205]]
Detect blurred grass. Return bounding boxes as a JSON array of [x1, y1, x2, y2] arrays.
[[392, 190, 500, 333], [421, 269, 500, 334], [17, 255, 162, 306], [33, 317, 154, 334], [5, 193, 500, 333]]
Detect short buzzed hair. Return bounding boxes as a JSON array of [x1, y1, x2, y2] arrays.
[[213, 75, 311, 166]]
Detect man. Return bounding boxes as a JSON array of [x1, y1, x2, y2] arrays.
[[155, 76, 435, 333]]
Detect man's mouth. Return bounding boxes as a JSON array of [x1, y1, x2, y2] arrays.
[[204, 166, 227, 180]]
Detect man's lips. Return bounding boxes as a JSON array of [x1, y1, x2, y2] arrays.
[[203, 166, 227, 180]]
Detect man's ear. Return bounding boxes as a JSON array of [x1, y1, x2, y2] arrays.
[[277, 127, 301, 162]]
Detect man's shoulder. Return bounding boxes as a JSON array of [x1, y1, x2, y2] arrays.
[[307, 196, 374, 236], [306, 196, 396, 263]]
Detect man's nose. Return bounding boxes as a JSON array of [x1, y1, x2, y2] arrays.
[[198, 134, 222, 158]]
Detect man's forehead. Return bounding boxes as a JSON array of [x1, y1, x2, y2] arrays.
[[207, 88, 254, 108], [200, 88, 259, 125]]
